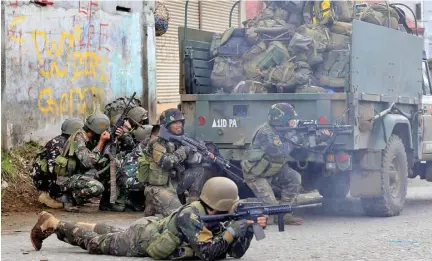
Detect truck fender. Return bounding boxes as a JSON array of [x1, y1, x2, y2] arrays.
[[368, 114, 412, 150]]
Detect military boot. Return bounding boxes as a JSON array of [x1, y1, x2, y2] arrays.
[[61, 194, 79, 212], [30, 211, 59, 251], [38, 192, 63, 209], [143, 198, 157, 217]]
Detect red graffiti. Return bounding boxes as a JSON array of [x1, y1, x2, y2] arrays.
[[78, 0, 98, 15], [98, 23, 110, 52], [9, 0, 18, 8]]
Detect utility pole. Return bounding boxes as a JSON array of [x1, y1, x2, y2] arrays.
[[142, 0, 158, 124]]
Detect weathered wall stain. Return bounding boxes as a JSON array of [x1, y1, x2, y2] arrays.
[[3, 0, 145, 148]]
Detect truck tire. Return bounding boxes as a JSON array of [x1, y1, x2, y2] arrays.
[[318, 172, 350, 198], [361, 134, 408, 217]]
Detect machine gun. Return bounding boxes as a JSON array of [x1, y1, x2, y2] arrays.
[[274, 120, 353, 153], [106, 92, 137, 204], [159, 126, 244, 184], [200, 202, 320, 241]]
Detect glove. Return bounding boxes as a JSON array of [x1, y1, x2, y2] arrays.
[[174, 146, 190, 161], [289, 135, 299, 144], [226, 220, 248, 239], [187, 151, 203, 165]]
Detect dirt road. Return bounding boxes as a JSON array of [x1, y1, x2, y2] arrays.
[[2, 178, 431, 261]]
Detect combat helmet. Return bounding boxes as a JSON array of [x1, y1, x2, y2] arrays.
[[85, 112, 110, 135], [133, 125, 153, 142], [127, 107, 148, 125], [199, 177, 239, 212], [61, 117, 84, 135], [159, 108, 185, 128], [268, 103, 298, 126]]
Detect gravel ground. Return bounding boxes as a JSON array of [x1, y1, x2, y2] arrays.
[[2, 178, 431, 261]]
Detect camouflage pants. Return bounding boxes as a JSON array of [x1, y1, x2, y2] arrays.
[[31, 166, 62, 198], [176, 166, 207, 200], [55, 216, 160, 256], [144, 185, 182, 217], [244, 164, 301, 205], [60, 174, 105, 205]]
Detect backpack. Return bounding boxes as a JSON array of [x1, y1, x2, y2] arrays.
[[210, 56, 244, 93], [359, 3, 400, 29], [315, 49, 350, 89]]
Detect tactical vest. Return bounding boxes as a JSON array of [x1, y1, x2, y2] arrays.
[[146, 138, 177, 186], [146, 201, 207, 259], [241, 123, 286, 178], [54, 130, 83, 177]]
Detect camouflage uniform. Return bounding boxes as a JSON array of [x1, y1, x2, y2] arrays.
[[59, 129, 105, 205], [31, 135, 67, 198], [144, 109, 206, 217], [241, 104, 304, 226], [241, 122, 302, 205], [53, 201, 253, 259]]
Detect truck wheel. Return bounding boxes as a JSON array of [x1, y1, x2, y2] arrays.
[[361, 134, 408, 217], [318, 172, 350, 198]]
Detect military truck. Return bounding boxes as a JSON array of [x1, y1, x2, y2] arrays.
[[178, 1, 432, 217]]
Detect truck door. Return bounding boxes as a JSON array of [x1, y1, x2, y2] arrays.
[[418, 60, 432, 160]]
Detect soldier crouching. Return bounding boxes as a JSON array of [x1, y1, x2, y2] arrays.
[[144, 108, 210, 217], [56, 112, 123, 212], [31, 117, 84, 209]]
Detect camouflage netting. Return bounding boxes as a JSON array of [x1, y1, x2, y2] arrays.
[[154, 1, 170, 37], [210, 1, 409, 94]]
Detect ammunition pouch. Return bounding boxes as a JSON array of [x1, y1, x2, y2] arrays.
[[148, 162, 169, 186], [241, 149, 284, 177], [54, 156, 76, 177], [146, 229, 181, 259], [36, 157, 48, 173], [137, 154, 152, 183]]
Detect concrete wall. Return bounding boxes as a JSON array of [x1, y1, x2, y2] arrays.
[[2, 0, 146, 149]]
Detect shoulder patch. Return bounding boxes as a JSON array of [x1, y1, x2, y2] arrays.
[[197, 226, 214, 243], [153, 142, 167, 153], [273, 136, 282, 146]]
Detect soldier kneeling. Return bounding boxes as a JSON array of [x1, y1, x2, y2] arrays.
[[31, 118, 83, 209], [55, 112, 123, 212]]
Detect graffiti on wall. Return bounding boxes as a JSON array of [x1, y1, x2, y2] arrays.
[[6, 0, 119, 120], [37, 86, 103, 117]]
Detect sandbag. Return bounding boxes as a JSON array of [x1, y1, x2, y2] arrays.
[[315, 49, 349, 88], [210, 57, 244, 93]]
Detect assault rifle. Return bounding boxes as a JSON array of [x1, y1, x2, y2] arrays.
[[159, 126, 244, 184], [106, 92, 137, 204], [274, 120, 353, 153], [200, 202, 320, 241]]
